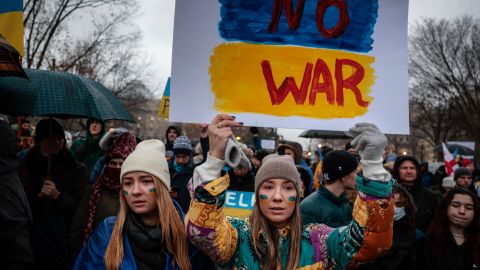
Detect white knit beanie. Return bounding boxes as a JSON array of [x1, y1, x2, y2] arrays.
[[120, 139, 171, 189]]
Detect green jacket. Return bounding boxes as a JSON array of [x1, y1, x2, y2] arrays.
[[71, 134, 104, 173], [300, 185, 352, 227]]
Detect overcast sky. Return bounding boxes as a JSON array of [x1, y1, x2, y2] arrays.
[[132, 0, 480, 146]]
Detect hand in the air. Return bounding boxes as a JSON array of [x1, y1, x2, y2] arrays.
[[208, 114, 243, 160], [349, 123, 387, 161]]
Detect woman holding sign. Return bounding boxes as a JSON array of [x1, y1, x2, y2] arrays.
[[186, 114, 394, 270], [74, 140, 212, 270]]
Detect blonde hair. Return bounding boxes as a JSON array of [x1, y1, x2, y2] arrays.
[[249, 194, 302, 270], [104, 176, 191, 270]]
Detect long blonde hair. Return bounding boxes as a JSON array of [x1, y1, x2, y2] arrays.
[[249, 193, 302, 270], [104, 176, 191, 270]]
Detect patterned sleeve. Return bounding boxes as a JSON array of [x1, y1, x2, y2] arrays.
[[325, 177, 394, 270], [185, 169, 239, 265]]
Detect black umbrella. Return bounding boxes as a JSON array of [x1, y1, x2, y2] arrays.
[[299, 129, 352, 140], [433, 143, 475, 156]]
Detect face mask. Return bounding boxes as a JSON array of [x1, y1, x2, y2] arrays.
[[106, 167, 121, 181], [394, 206, 406, 221]]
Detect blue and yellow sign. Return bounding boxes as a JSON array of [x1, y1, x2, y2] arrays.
[[224, 190, 255, 219], [210, 0, 377, 119]]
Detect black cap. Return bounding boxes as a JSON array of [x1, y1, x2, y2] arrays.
[[322, 150, 358, 183]]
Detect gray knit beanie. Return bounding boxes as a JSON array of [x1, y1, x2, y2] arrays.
[[173, 136, 192, 155], [255, 154, 302, 193]]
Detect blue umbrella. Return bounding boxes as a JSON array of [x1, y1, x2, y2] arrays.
[[0, 69, 135, 122]]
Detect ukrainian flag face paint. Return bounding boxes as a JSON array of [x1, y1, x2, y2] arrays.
[[257, 179, 297, 228], [121, 172, 158, 218]]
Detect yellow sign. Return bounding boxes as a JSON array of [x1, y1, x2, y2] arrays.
[[158, 78, 170, 119], [210, 43, 375, 119]]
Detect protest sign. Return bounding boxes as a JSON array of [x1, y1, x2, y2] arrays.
[[224, 190, 255, 219], [171, 0, 409, 133], [158, 78, 171, 119]]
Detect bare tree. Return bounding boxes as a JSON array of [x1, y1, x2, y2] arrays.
[[23, 0, 157, 131], [24, 0, 138, 69], [409, 16, 480, 158]]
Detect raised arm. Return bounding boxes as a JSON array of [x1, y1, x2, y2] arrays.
[[324, 123, 394, 270], [185, 115, 243, 265]]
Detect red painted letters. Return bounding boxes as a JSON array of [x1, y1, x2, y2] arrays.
[[262, 58, 368, 107], [268, 0, 349, 39]]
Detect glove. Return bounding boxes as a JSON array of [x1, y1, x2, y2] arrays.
[[349, 123, 386, 161], [225, 137, 251, 170]]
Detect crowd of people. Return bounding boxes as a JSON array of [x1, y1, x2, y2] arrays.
[[1, 114, 479, 270]]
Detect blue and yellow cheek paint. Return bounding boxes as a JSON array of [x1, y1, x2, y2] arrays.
[[259, 194, 269, 204], [148, 188, 156, 194], [288, 196, 297, 206]]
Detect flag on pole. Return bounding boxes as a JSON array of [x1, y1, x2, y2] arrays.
[[443, 143, 459, 176], [0, 0, 23, 55]]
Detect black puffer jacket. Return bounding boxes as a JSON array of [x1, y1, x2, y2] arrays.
[[0, 120, 34, 269], [393, 156, 439, 233]]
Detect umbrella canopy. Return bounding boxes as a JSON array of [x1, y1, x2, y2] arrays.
[[0, 34, 27, 78], [299, 129, 351, 140], [433, 143, 475, 156], [0, 69, 135, 122]]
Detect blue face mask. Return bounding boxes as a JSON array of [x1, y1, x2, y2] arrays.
[[173, 161, 185, 173], [394, 206, 406, 221]]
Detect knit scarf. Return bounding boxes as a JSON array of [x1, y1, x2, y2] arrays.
[[82, 167, 121, 244]]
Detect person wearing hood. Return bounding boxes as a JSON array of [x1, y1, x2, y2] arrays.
[[393, 155, 439, 233], [300, 150, 358, 226], [0, 118, 34, 269], [296, 165, 313, 199], [165, 125, 180, 156], [69, 132, 137, 259], [277, 141, 314, 193], [71, 118, 106, 173], [19, 118, 88, 269], [168, 136, 195, 213]]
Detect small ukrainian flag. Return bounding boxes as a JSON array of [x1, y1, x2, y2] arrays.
[[0, 0, 24, 55]]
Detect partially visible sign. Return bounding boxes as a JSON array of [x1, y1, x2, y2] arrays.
[[0, 0, 24, 55], [158, 78, 170, 119], [261, 139, 276, 150], [224, 190, 255, 219]]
